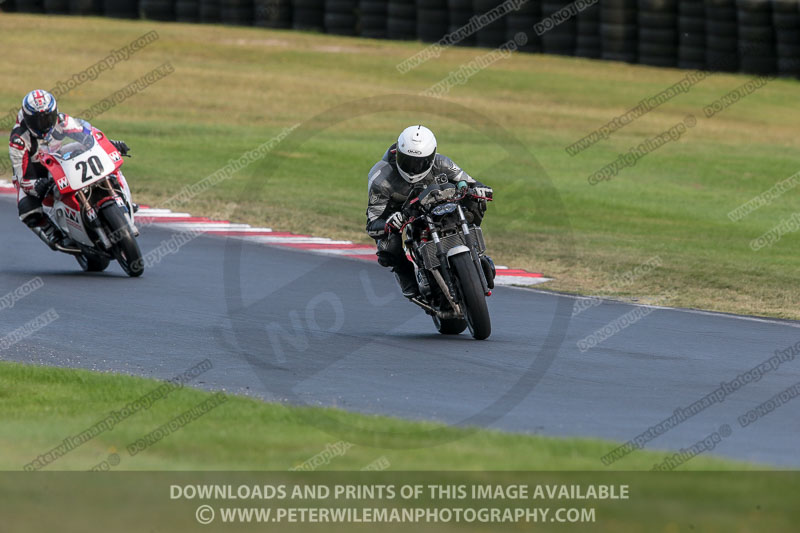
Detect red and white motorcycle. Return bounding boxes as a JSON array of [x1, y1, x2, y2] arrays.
[[39, 124, 143, 277]]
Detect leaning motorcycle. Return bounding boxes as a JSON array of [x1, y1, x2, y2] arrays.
[[38, 124, 143, 277], [399, 179, 494, 340]]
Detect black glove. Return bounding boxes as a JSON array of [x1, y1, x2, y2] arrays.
[[34, 177, 52, 199], [110, 139, 130, 156]]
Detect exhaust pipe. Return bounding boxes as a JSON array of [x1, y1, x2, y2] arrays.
[[54, 243, 82, 255]]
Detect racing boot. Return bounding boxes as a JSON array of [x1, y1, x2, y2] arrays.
[[392, 260, 420, 299], [481, 255, 496, 290]]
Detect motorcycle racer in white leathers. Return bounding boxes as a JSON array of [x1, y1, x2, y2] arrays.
[[366, 125, 494, 298], [9, 89, 130, 249]]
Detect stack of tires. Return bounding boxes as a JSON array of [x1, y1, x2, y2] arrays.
[[506, 0, 540, 53], [773, 0, 800, 77], [220, 0, 252, 25], [417, 0, 449, 43], [359, 0, 387, 38], [104, 0, 138, 17], [14, 0, 43, 11], [601, 0, 637, 62], [575, 0, 601, 58], [387, 0, 416, 40], [70, 0, 101, 13], [736, 0, 776, 74], [447, 0, 476, 46], [293, 0, 325, 30], [324, 0, 357, 34], [637, 0, 678, 67], [254, 0, 291, 27], [677, 0, 705, 69], [43, 0, 70, 13], [540, 1, 576, 56], [199, 0, 221, 21], [705, 0, 738, 71], [473, 0, 507, 48], [176, 0, 200, 21], [140, 0, 175, 19]]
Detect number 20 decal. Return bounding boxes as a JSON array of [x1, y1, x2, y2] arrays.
[[75, 155, 104, 182]]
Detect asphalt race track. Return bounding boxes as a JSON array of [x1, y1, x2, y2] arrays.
[[2, 195, 799, 467]]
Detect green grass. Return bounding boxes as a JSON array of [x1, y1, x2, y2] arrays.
[[1, 15, 799, 318], [5, 362, 799, 532], [0, 362, 797, 532], [0, 361, 752, 471]]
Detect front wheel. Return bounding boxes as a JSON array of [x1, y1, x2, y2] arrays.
[[449, 253, 491, 340], [100, 204, 143, 277]]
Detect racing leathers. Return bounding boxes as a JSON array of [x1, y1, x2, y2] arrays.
[[9, 110, 129, 249], [365, 143, 490, 298]]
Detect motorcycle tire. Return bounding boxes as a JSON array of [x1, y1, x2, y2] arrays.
[[450, 253, 491, 340], [101, 204, 144, 277]]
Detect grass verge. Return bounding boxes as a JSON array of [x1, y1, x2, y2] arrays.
[[0, 361, 754, 471]]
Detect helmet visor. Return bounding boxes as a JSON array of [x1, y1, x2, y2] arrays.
[[397, 151, 435, 177], [25, 110, 58, 137]]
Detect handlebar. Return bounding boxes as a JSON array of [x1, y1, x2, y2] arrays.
[[402, 186, 490, 216]]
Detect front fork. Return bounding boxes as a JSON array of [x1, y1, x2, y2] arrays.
[[421, 206, 491, 313], [106, 173, 139, 236], [456, 205, 490, 295], [75, 178, 137, 251], [429, 223, 454, 289], [75, 189, 113, 250], [422, 221, 459, 313]]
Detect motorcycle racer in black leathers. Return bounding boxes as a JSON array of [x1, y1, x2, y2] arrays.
[[366, 125, 493, 298]]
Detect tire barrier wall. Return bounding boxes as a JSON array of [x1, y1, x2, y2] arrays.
[[2, 0, 798, 76], [601, 0, 638, 63]]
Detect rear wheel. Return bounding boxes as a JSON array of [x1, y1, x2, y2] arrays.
[[450, 253, 491, 340], [432, 315, 468, 335], [101, 204, 143, 277], [75, 252, 110, 272]]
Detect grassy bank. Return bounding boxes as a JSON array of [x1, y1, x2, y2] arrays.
[[0, 361, 752, 471]]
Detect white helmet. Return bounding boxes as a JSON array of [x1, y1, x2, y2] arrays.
[[396, 125, 437, 183]]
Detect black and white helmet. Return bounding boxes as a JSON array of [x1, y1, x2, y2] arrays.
[[21, 89, 58, 138], [396, 125, 437, 183]]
